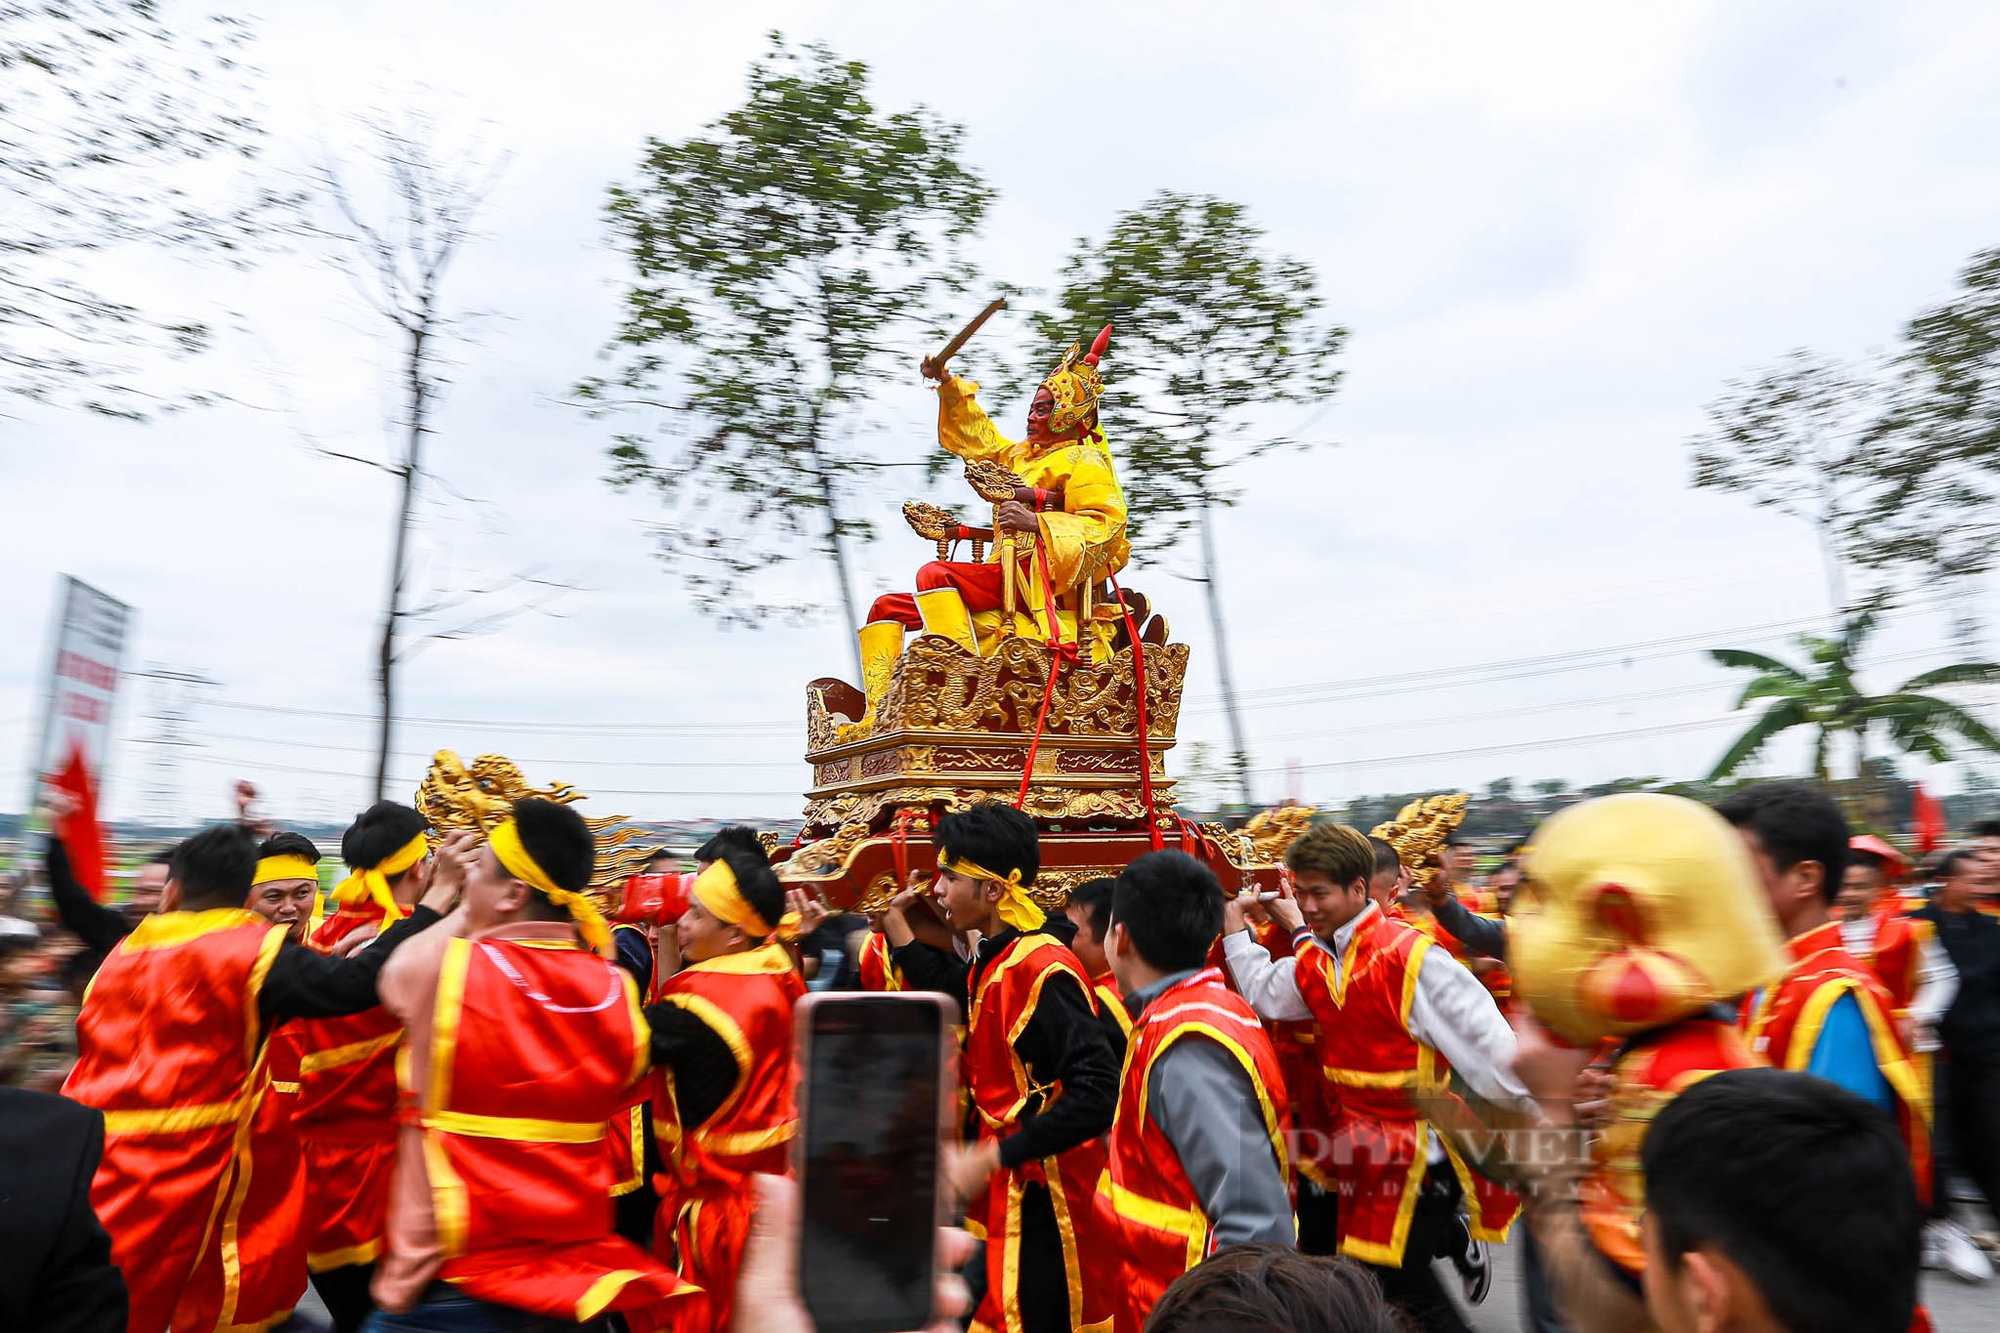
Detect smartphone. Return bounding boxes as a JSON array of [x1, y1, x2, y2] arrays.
[[794, 992, 956, 1333]]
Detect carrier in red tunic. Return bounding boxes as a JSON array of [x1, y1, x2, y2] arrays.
[[415, 934, 688, 1324], [1089, 967, 1133, 1040], [1235, 918, 1334, 1188], [962, 932, 1117, 1333], [292, 902, 406, 1274], [62, 908, 289, 1333], [1294, 906, 1520, 1267], [1851, 908, 1933, 1017], [857, 929, 906, 991], [1743, 922, 1932, 1203], [650, 941, 807, 1333], [1580, 1017, 1764, 1278], [1103, 967, 1290, 1333]]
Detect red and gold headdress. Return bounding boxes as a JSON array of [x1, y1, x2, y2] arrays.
[[1041, 324, 1112, 438]]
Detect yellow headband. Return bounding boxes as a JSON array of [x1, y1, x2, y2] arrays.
[[691, 859, 799, 943], [330, 830, 427, 924], [937, 852, 1046, 931], [253, 855, 319, 887], [490, 817, 613, 957]]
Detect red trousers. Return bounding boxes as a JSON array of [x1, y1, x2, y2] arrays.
[[868, 560, 1007, 628]]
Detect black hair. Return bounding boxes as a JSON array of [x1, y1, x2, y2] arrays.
[[933, 804, 1039, 887], [1066, 877, 1115, 939], [1112, 851, 1223, 974], [341, 801, 430, 878], [644, 846, 676, 869], [258, 831, 322, 867], [0, 934, 38, 962], [1144, 1244, 1401, 1333], [1969, 819, 2000, 839], [695, 825, 768, 867], [1443, 827, 1470, 848], [1937, 849, 1980, 882], [1366, 836, 1402, 879], [715, 844, 787, 937], [141, 847, 174, 868], [1713, 781, 1849, 904], [1642, 1068, 1917, 1333], [511, 798, 596, 894], [171, 823, 260, 909], [1846, 848, 1886, 874]]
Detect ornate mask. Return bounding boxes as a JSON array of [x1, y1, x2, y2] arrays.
[[1510, 793, 1786, 1046]]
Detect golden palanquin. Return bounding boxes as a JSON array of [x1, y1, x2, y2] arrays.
[[774, 626, 1291, 911]]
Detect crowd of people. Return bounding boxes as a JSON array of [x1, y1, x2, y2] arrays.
[[2, 783, 1996, 1333]]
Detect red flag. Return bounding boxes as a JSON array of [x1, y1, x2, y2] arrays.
[[48, 736, 108, 901], [1911, 783, 1947, 855]]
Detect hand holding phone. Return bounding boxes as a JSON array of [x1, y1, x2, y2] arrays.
[[793, 992, 957, 1333]]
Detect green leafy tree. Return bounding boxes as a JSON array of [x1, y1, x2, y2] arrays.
[[1040, 192, 1346, 807], [2, 1, 285, 419], [1687, 349, 1880, 618], [579, 35, 993, 673], [1707, 598, 2000, 780], [1861, 248, 2000, 635]]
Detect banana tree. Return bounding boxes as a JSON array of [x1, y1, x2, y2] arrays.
[[1708, 600, 2000, 780]]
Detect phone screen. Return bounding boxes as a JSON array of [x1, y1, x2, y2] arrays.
[[799, 995, 944, 1333]]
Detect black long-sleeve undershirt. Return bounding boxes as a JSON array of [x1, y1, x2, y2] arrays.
[[258, 906, 442, 1028], [1431, 891, 1509, 960], [42, 837, 130, 956], [642, 1000, 742, 1132], [893, 926, 1119, 1169]]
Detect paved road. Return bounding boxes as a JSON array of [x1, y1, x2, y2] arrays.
[[1457, 1236, 2000, 1332]]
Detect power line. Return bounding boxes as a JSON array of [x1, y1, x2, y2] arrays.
[[1246, 713, 1743, 777], [191, 729, 804, 770]]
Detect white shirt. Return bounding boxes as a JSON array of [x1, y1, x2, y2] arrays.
[[1222, 902, 1534, 1118], [1838, 916, 1959, 1052]]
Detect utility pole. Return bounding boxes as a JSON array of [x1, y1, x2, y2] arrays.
[[132, 665, 219, 830]]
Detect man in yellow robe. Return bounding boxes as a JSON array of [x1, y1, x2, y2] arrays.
[[863, 329, 1131, 692]]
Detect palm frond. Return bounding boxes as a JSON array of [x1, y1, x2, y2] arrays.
[[1708, 698, 1811, 781], [1710, 648, 1808, 682], [1875, 694, 2000, 757], [1898, 662, 2000, 692]]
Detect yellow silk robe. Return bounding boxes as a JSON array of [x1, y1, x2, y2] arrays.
[[937, 376, 1131, 659]]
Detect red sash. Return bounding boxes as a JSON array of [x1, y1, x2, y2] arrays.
[[62, 909, 289, 1333], [1103, 969, 1289, 1333]]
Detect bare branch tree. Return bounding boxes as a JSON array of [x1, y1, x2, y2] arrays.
[[312, 116, 519, 798]]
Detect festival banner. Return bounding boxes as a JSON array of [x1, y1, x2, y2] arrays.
[[28, 576, 133, 900]]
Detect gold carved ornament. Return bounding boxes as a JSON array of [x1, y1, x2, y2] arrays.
[[415, 750, 657, 907], [1370, 792, 1470, 890]]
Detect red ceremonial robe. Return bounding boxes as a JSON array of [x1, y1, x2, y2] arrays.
[[62, 909, 289, 1333], [1743, 922, 1932, 1202], [293, 903, 405, 1274], [963, 933, 1117, 1333], [1103, 967, 1290, 1333], [1294, 907, 1520, 1267], [417, 934, 688, 1323], [650, 941, 806, 1333]]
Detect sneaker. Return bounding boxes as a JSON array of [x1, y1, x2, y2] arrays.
[[1446, 1214, 1492, 1305], [1924, 1218, 1994, 1282]]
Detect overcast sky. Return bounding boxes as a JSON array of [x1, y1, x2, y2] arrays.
[[6, 0, 2000, 827]]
